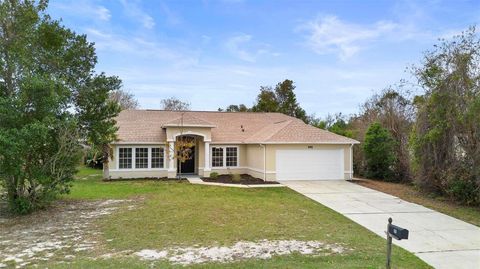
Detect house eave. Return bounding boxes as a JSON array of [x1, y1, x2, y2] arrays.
[[161, 124, 217, 128]]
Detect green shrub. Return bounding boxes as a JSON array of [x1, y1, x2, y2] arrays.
[[444, 166, 480, 206], [232, 174, 242, 182], [10, 196, 34, 215], [210, 172, 219, 179], [363, 122, 396, 181]]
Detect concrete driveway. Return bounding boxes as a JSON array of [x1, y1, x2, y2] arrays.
[[281, 180, 480, 269]]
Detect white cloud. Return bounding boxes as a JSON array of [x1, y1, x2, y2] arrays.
[[225, 34, 256, 62], [96, 6, 111, 21], [50, 1, 111, 22], [84, 28, 197, 67], [300, 15, 397, 60], [225, 34, 277, 62], [119, 0, 155, 29]]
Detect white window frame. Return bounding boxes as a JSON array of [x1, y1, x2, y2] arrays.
[[210, 145, 239, 168], [151, 147, 165, 169], [115, 146, 167, 171], [211, 147, 224, 168], [135, 147, 149, 169], [118, 147, 133, 169]]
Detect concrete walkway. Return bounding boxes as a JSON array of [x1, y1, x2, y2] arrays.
[[281, 180, 480, 269]]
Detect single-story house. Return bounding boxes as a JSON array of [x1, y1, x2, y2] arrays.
[[107, 110, 359, 181]]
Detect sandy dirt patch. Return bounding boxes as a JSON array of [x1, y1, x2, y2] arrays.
[[134, 239, 347, 265], [0, 199, 133, 268]]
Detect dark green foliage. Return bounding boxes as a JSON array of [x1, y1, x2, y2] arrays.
[[210, 172, 219, 179], [310, 113, 354, 142], [274, 79, 308, 122], [252, 86, 279, 112], [411, 27, 480, 205], [225, 104, 249, 112], [77, 74, 121, 147], [251, 80, 308, 122], [363, 122, 396, 181], [0, 0, 120, 213], [221, 79, 308, 122], [349, 88, 413, 181]]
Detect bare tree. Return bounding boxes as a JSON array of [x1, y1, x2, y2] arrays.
[[109, 89, 139, 110], [161, 97, 191, 111]]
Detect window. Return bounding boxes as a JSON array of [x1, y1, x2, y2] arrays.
[[151, 147, 164, 168], [211, 146, 238, 167], [212, 147, 223, 167], [226, 147, 238, 167], [135, 148, 149, 169], [119, 148, 132, 169]]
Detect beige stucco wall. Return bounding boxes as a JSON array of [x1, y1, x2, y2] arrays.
[[262, 144, 352, 180], [245, 144, 264, 171], [109, 170, 168, 179], [166, 127, 212, 142], [109, 142, 353, 181], [208, 143, 352, 180]]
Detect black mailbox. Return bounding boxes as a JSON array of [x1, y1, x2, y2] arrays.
[[386, 218, 409, 269], [388, 224, 409, 240]]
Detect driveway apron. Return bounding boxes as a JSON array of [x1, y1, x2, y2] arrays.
[[281, 180, 480, 269]]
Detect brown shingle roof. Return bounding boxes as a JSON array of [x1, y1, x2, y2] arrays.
[[114, 110, 359, 144], [163, 113, 216, 127]]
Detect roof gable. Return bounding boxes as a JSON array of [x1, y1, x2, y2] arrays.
[[163, 113, 216, 127]]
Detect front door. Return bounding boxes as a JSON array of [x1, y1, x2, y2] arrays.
[[178, 146, 195, 174]]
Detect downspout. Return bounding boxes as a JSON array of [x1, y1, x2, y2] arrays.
[[260, 144, 266, 181], [350, 143, 354, 180]]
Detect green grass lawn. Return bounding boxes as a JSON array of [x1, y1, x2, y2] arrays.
[[52, 167, 430, 268]]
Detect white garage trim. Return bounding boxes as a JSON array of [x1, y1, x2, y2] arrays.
[[276, 149, 344, 180]]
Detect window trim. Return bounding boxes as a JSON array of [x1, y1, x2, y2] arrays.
[[210, 145, 239, 168], [211, 147, 224, 167], [135, 147, 149, 169], [151, 147, 165, 169], [119, 147, 133, 169], [116, 146, 167, 171]]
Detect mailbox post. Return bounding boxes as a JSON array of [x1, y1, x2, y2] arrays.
[[386, 217, 409, 269]]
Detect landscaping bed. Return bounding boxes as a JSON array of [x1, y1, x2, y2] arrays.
[[102, 177, 187, 182], [201, 174, 279, 185]]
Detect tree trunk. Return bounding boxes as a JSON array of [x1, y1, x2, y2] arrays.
[[102, 144, 110, 180], [103, 161, 109, 180]]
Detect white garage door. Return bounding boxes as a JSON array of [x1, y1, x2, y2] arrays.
[[276, 149, 344, 180]]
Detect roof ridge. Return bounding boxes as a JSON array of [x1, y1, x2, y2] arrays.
[[163, 113, 215, 126], [244, 119, 293, 142], [263, 120, 293, 141], [142, 109, 284, 114]]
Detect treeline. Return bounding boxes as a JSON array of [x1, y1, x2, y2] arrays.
[[348, 28, 479, 206], [221, 28, 480, 206], [218, 79, 309, 122]]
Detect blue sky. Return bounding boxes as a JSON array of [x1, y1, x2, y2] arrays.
[[48, 0, 479, 117]]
